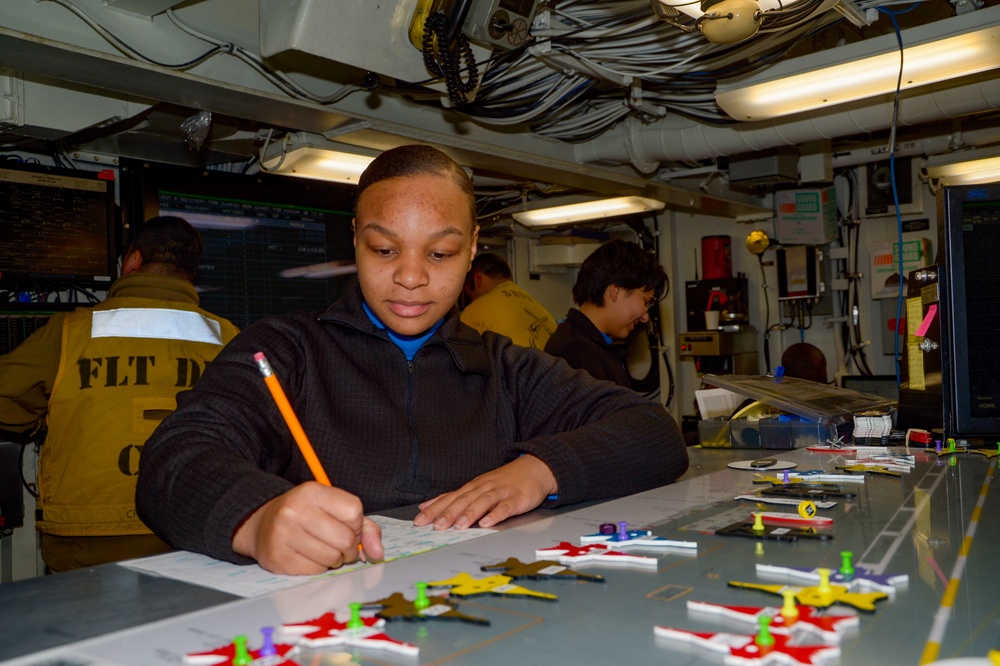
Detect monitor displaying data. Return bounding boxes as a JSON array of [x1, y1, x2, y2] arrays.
[[121, 161, 356, 329], [0, 162, 117, 286]]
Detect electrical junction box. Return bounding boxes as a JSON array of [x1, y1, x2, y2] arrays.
[[463, 0, 541, 50], [774, 187, 838, 245], [728, 147, 799, 189], [869, 237, 933, 299], [259, 0, 492, 95], [776, 245, 822, 301]]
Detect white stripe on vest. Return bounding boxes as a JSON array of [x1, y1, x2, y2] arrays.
[[91, 308, 224, 345]]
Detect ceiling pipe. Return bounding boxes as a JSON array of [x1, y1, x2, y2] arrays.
[[576, 73, 1000, 169], [829, 125, 1000, 168]]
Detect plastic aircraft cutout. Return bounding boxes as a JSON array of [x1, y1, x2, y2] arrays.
[[480, 557, 605, 582], [580, 521, 698, 551], [834, 463, 902, 477], [535, 541, 658, 569], [278, 604, 419, 656], [729, 566, 889, 612], [757, 559, 909, 595], [655, 624, 840, 665], [425, 572, 557, 601], [184, 630, 296, 666], [362, 584, 490, 625], [686, 599, 859, 644]]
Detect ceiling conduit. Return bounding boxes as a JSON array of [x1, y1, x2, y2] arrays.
[[576, 73, 1000, 170], [830, 125, 1000, 169]]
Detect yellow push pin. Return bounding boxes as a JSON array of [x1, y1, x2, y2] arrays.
[[752, 512, 765, 532], [797, 500, 817, 519], [817, 567, 832, 594], [781, 589, 799, 621]]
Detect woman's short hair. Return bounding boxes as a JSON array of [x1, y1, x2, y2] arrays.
[[356, 144, 476, 227], [572, 239, 667, 307]]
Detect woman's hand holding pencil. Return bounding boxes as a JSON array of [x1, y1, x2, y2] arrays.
[[232, 482, 383, 576], [231, 352, 384, 575]]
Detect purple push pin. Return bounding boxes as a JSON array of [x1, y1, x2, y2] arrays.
[[935, 439, 942, 453], [618, 521, 628, 540], [259, 626, 276, 657], [782, 470, 790, 484]]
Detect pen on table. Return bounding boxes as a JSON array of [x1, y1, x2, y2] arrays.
[[253, 351, 367, 562]]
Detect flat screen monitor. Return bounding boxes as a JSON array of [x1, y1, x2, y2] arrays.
[[121, 161, 356, 330], [0, 162, 117, 287], [940, 183, 1000, 437]]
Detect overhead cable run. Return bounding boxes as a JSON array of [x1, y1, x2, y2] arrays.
[[453, 0, 855, 141]]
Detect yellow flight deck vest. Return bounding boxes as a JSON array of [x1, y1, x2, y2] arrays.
[[38, 298, 238, 537]]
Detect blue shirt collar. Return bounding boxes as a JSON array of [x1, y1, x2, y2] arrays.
[[362, 301, 444, 360]]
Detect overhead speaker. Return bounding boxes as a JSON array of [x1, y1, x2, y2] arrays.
[[861, 156, 923, 217]]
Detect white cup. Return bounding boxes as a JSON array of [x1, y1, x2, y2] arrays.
[[704, 310, 720, 330]]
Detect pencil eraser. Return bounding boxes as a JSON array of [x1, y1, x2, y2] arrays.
[[253, 352, 265, 362]]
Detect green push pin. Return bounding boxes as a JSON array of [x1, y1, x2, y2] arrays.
[[947, 438, 956, 452], [839, 551, 855, 579], [231, 635, 252, 666], [347, 601, 364, 629], [414, 581, 431, 610], [755, 614, 775, 648]]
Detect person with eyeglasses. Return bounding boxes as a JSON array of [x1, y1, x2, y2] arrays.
[[544, 239, 667, 389]]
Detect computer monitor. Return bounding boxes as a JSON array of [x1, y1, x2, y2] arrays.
[[939, 183, 1000, 437], [0, 162, 117, 288], [120, 160, 356, 330]]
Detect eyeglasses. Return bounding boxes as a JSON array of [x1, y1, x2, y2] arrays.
[[636, 290, 659, 313]]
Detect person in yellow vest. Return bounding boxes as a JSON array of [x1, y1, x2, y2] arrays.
[[460, 252, 556, 349], [0, 216, 239, 572]]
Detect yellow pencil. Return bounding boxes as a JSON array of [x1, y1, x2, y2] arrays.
[[253, 351, 331, 486]]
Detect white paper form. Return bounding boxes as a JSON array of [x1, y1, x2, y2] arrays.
[[695, 387, 746, 418], [118, 515, 496, 598]]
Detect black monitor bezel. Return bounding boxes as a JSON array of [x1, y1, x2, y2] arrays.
[[941, 183, 1000, 437]]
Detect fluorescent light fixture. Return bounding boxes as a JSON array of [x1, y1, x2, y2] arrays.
[[715, 7, 1000, 121], [512, 196, 665, 227], [654, 0, 786, 19], [924, 145, 1000, 186], [260, 132, 376, 184]]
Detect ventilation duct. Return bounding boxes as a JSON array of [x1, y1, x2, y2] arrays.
[[576, 73, 1000, 169]]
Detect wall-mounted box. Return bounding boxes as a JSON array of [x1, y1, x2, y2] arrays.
[[869, 237, 933, 299], [774, 187, 838, 245]]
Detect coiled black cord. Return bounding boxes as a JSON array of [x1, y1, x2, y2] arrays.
[[422, 12, 479, 106]]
